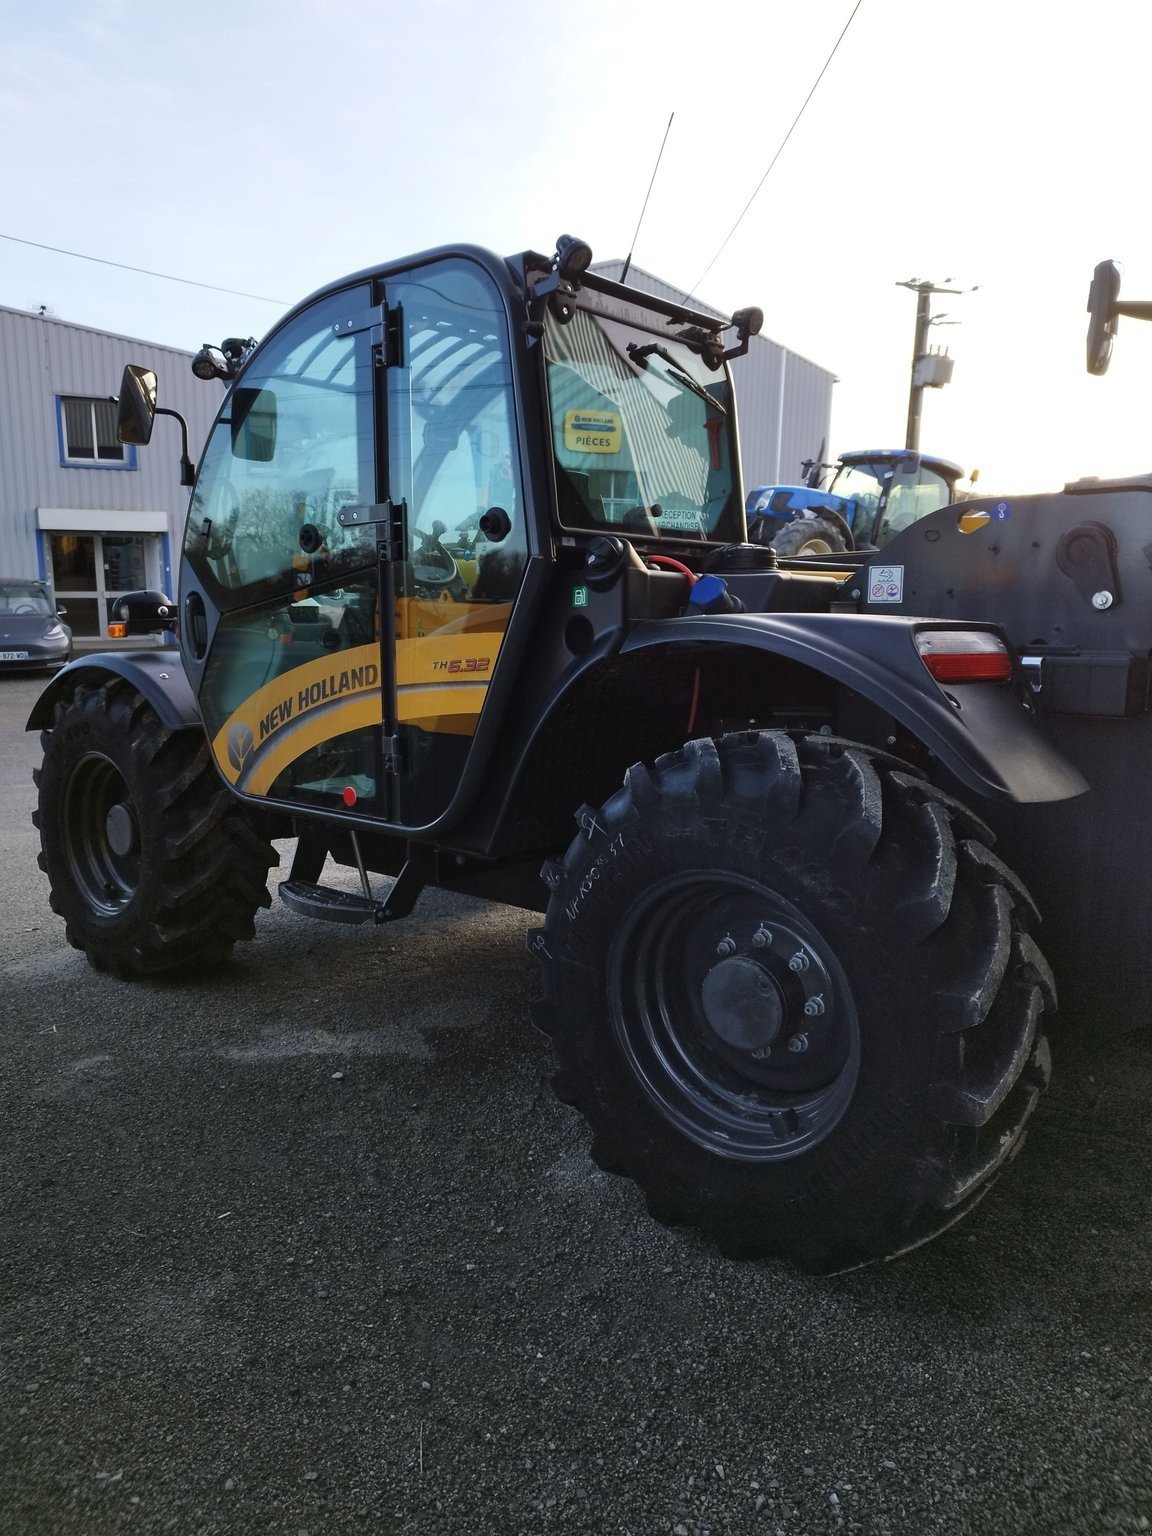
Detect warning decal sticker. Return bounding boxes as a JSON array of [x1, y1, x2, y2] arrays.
[[867, 565, 905, 604]]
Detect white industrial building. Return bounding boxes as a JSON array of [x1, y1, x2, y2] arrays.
[[0, 272, 833, 643]]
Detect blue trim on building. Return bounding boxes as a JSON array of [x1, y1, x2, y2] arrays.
[[161, 532, 172, 595]]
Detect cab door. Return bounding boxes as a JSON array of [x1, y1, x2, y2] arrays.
[[184, 284, 390, 817], [382, 259, 529, 826]]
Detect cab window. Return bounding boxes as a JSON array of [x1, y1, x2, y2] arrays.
[[184, 287, 377, 610]]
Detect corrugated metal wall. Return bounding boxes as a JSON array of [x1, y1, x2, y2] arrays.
[[591, 261, 835, 492], [0, 305, 224, 579]]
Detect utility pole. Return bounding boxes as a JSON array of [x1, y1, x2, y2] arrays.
[[896, 278, 970, 450]]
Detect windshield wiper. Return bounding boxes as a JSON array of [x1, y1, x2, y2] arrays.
[[627, 342, 728, 416]]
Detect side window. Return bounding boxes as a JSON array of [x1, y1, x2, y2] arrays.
[[58, 396, 136, 469], [387, 262, 527, 608], [184, 287, 377, 610]]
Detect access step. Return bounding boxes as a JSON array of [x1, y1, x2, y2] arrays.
[[279, 879, 377, 925]]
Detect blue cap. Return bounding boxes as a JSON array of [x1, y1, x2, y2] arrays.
[[689, 574, 740, 613]]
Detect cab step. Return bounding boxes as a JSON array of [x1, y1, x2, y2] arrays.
[[279, 880, 377, 925]]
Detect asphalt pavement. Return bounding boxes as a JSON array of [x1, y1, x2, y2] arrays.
[[2, 671, 1151, 1536]]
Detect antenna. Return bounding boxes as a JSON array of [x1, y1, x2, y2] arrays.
[[619, 112, 674, 286], [688, 0, 864, 300]]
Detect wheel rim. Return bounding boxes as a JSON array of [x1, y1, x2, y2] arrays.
[[797, 536, 834, 555], [609, 873, 859, 1161], [64, 751, 141, 915]]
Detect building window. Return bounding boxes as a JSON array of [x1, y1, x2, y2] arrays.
[[57, 396, 137, 469]]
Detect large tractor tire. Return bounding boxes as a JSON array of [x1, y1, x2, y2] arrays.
[[770, 515, 850, 557], [531, 731, 1053, 1273], [33, 679, 277, 977]]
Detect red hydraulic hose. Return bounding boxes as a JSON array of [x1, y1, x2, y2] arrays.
[[645, 555, 697, 583]]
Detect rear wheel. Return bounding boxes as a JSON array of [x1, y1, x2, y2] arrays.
[[532, 732, 1054, 1272], [33, 679, 277, 976]]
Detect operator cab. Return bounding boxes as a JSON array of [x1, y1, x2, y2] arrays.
[[137, 237, 757, 836], [744, 449, 966, 559], [828, 450, 963, 547]]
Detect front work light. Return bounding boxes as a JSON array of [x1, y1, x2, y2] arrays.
[[555, 234, 593, 282], [191, 345, 231, 382]]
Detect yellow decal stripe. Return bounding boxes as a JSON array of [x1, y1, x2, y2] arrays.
[[241, 695, 383, 795], [211, 643, 381, 790]]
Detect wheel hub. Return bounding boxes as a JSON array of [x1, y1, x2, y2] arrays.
[[702, 956, 784, 1052], [105, 802, 138, 858]]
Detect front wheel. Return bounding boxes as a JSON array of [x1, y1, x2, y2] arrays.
[[531, 732, 1054, 1272], [33, 679, 277, 976], [770, 515, 850, 557]]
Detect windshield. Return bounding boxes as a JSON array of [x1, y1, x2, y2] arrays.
[[0, 584, 54, 617], [544, 302, 743, 543], [827, 462, 885, 517]]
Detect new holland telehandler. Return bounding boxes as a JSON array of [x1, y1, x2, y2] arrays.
[[32, 233, 1125, 1273]]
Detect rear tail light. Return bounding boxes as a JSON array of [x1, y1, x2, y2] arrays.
[[915, 629, 1012, 683]]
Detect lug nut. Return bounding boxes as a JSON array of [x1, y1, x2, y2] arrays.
[[752, 925, 773, 948], [788, 951, 810, 973], [788, 1033, 810, 1053], [803, 995, 826, 1017], [716, 935, 737, 957]]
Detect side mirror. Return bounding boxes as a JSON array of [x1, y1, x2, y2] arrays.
[[116, 365, 159, 446], [1086, 260, 1122, 376], [107, 589, 177, 638]]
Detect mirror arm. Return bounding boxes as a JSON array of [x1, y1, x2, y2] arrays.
[[154, 406, 197, 487]]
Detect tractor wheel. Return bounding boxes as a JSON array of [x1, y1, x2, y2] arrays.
[[770, 516, 849, 557], [531, 732, 1054, 1272], [33, 679, 277, 977]]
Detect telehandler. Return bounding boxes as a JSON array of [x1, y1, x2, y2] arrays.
[[28, 233, 1095, 1271]]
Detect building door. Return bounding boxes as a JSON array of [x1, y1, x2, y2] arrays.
[[48, 531, 161, 640]]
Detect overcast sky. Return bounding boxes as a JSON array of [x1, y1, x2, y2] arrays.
[[3, 0, 1151, 494]]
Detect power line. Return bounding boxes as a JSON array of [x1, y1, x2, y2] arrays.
[[689, 0, 864, 298], [0, 231, 288, 305]]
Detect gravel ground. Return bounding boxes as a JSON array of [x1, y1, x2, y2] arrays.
[[2, 672, 1151, 1536]]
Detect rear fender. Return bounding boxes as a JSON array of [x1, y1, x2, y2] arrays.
[[622, 612, 1087, 804], [25, 651, 201, 732]]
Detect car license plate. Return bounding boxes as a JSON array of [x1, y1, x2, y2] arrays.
[[0, 650, 29, 661]]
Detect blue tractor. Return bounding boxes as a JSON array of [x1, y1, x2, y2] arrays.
[[746, 448, 967, 556]]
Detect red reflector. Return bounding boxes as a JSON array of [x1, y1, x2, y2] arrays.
[[915, 630, 1012, 683], [342, 785, 358, 807], [921, 652, 1012, 682]]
